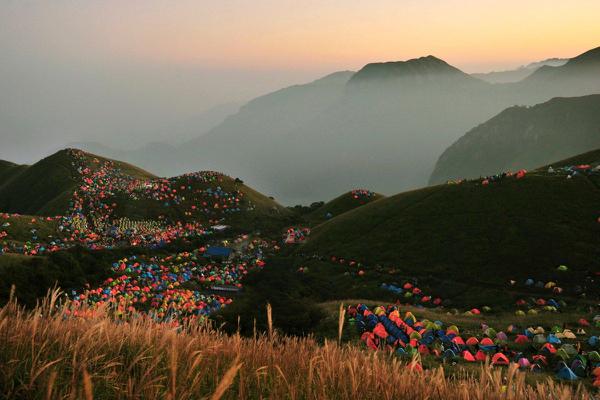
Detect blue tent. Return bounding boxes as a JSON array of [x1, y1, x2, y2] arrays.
[[547, 334, 561, 345], [204, 246, 233, 258], [556, 366, 579, 381], [547, 299, 560, 308]]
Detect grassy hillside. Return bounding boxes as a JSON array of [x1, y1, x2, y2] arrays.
[[0, 149, 292, 251], [304, 158, 600, 287], [540, 148, 600, 169], [0, 149, 156, 215], [306, 190, 385, 223], [110, 173, 291, 233], [430, 95, 600, 184], [0, 160, 27, 186], [0, 151, 78, 215]]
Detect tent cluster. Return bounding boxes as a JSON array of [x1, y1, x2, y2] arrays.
[[480, 169, 526, 186], [284, 227, 310, 244], [513, 298, 566, 316], [380, 282, 443, 307], [521, 277, 565, 293], [349, 304, 600, 384], [547, 164, 600, 179], [35, 150, 214, 250], [0, 214, 66, 255], [70, 235, 275, 322], [512, 267, 599, 312], [130, 173, 250, 214], [445, 169, 527, 186], [350, 189, 376, 202], [445, 179, 466, 185], [1, 150, 262, 255]]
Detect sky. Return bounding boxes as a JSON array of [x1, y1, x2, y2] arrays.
[[1, 0, 600, 163]]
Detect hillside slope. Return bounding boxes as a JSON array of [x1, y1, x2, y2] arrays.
[[0, 149, 155, 215], [303, 151, 600, 284], [307, 190, 385, 224], [471, 58, 568, 84], [429, 95, 600, 184], [520, 46, 600, 96], [0, 149, 291, 248]]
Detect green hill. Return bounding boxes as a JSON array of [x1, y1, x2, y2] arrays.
[[429, 95, 600, 185], [0, 149, 156, 215], [0, 149, 290, 236], [303, 152, 600, 288], [307, 190, 384, 224]]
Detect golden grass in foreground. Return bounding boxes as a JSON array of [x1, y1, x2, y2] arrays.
[[0, 291, 593, 399]]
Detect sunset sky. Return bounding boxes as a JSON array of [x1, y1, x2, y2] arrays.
[[1, 1, 600, 162], [3, 0, 600, 72]]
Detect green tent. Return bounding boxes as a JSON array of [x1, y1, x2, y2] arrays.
[[560, 344, 578, 357]]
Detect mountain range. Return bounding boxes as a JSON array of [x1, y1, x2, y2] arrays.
[[77, 46, 600, 205]]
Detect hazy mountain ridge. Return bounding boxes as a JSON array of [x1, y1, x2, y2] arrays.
[[348, 56, 482, 86], [429, 95, 600, 184], [79, 46, 600, 205], [472, 58, 568, 83]]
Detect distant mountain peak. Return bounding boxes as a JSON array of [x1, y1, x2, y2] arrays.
[[348, 55, 476, 85]]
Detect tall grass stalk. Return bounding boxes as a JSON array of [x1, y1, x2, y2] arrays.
[[338, 302, 345, 346]]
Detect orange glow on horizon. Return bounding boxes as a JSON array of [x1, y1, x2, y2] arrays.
[[3, 0, 600, 73]]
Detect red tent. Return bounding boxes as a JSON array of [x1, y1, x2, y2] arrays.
[[462, 351, 476, 362], [475, 350, 487, 362], [491, 353, 510, 366], [452, 336, 465, 346], [514, 335, 530, 344]]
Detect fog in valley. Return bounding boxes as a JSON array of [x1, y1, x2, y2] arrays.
[[2, 2, 600, 205]]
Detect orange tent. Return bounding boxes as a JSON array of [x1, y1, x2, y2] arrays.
[[491, 353, 510, 366], [541, 343, 556, 354]]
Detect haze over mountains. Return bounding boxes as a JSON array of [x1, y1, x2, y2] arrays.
[[472, 58, 568, 83], [77, 46, 600, 204]]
